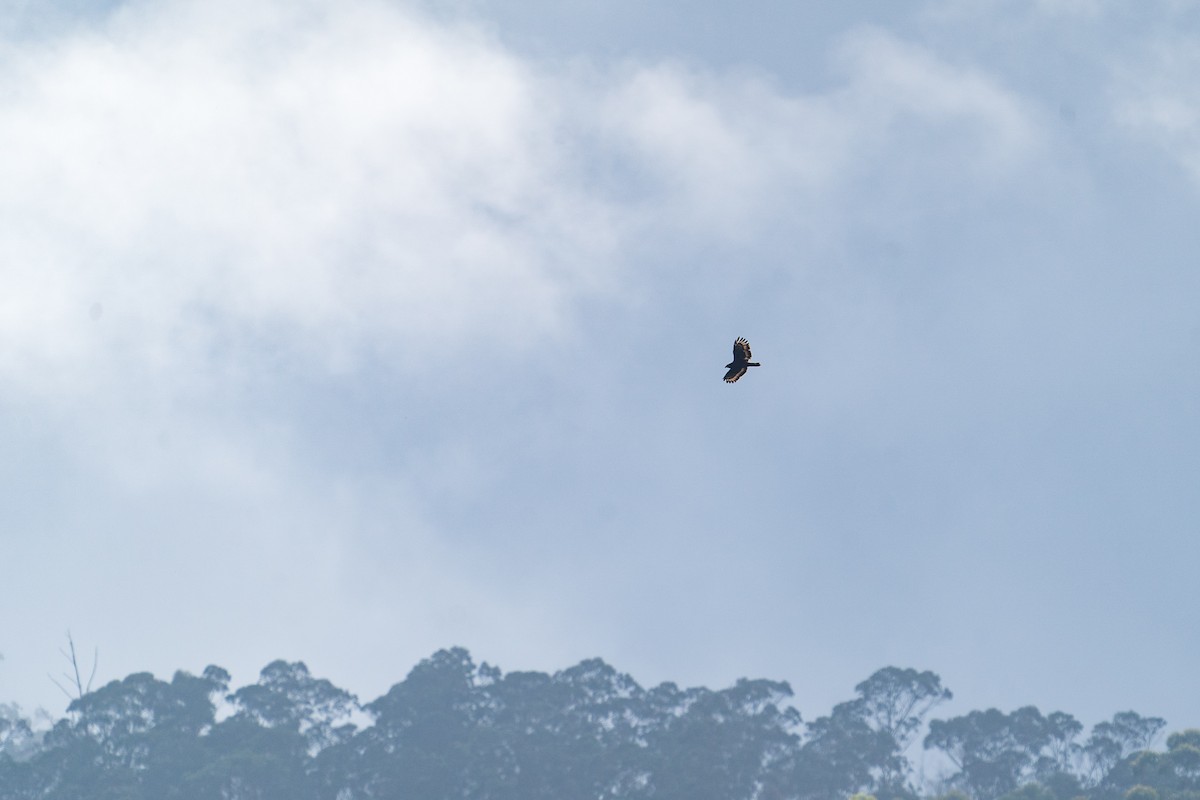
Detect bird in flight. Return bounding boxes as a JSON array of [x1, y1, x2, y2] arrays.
[[723, 337, 761, 383]]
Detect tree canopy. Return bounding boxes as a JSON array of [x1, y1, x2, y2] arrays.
[[0, 651, 1190, 800]]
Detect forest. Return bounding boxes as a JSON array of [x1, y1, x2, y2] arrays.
[[0, 648, 1196, 800]]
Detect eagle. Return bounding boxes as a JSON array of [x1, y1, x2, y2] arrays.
[[723, 337, 761, 383]]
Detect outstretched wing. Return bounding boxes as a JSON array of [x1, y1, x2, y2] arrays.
[[724, 365, 748, 383], [732, 337, 752, 363]]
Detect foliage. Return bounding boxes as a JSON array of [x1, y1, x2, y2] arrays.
[[1085, 713, 1169, 787], [924, 706, 1085, 800], [0, 652, 1192, 800], [0, 704, 41, 762]]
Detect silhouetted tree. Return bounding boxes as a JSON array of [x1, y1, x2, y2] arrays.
[[924, 707, 1081, 800], [0, 650, 1190, 800], [1084, 712, 1168, 788]]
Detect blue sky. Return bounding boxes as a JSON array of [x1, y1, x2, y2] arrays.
[[2, 0, 1199, 746]]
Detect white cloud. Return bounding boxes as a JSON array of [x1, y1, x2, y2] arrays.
[[0, 3, 624, 700], [598, 64, 850, 234], [599, 27, 1038, 237], [832, 28, 1038, 167], [0, 0, 1055, 712], [1114, 36, 1200, 182], [922, 0, 1104, 21], [0, 3, 1043, 408], [0, 0, 618, 404], [1034, 0, 1102, 14], [0, 1, 1052, 534]]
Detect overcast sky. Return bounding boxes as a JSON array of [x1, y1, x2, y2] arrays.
[[3, 0, 1199, 739]]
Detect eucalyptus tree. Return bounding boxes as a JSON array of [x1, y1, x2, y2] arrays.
[[924, 706, 1082, 800]]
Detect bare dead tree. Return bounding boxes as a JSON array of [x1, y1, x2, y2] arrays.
[[48, 631, 98, 702]]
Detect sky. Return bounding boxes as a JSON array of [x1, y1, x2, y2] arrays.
[[2, 0, 1200, 744]]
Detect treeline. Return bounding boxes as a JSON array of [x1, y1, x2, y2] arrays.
[[0, 648, 1196, 800]]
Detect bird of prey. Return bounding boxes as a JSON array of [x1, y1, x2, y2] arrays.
[[723, 337, 761, 383]]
